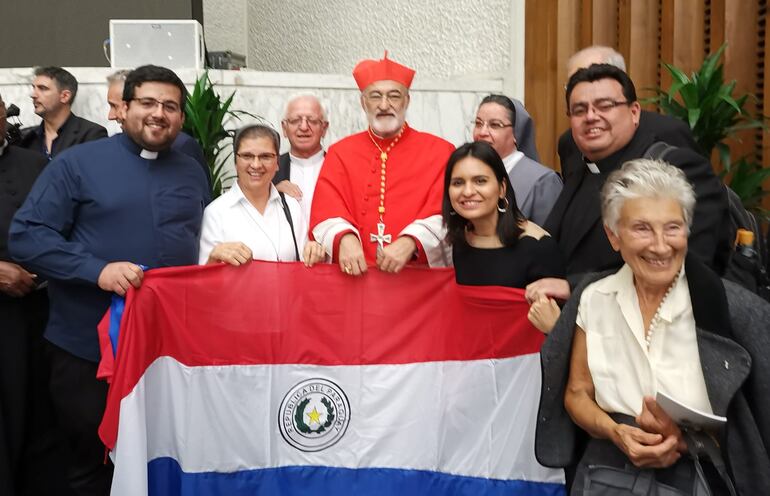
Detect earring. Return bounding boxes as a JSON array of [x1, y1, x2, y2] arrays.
[[449, 209, 457, 216], [497, 197, 509, 213]]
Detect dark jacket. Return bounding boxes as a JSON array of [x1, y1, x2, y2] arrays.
[[544, 124, 726, 277], [20, 112, 107, 160], [0, 144, 47, 262], [535, 255, 770, 495], [273, 152, 293, 184]]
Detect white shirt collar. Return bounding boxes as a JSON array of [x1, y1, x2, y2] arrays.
[[502, 151, 524, 175], [140, 149, 159, 160], [224, 180, 282, 209], [289, 148, 325, 167], [596, 263, 689, 323], [0, 140, 7, 157]]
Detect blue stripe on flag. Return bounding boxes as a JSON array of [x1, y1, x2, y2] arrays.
[[148, 457, 566, 496], [108, 295, 125, 357]]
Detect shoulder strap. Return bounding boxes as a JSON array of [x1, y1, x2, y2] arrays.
[[278, 192, 300, 262], [643, 141, 677, 162]]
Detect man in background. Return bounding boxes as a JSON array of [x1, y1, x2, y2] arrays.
[[274, 94, 329, 221], [21, 66, 106, 160]]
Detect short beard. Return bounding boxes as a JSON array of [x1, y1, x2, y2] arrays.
[[369, 115, 403, 138]]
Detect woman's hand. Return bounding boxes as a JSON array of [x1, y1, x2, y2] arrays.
[[303, 241, 326, 267], [612, 423, 681, 468], [528, 296, 561, 334], [207, 242, 253, 266], [636, 396, 687, 453]]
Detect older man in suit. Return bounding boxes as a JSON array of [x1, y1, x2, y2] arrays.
[[472, 94, 562, 225], [273, 94, 329, 222], [21, 66, 106, 160]]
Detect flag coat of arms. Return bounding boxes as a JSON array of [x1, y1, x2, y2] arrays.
[[98, 262, 565, 495]]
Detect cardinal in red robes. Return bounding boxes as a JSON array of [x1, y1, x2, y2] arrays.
[[310, 53, 455, 276]]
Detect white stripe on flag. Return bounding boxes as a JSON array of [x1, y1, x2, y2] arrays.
[[111, 355, 564, 494]]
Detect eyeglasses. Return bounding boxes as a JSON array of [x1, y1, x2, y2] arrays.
[[131, 97, 182, 114], [283, 116, 325, 128], [236, 152, 278, 165], [364, 91, 406, 105], [568, 99, 630, 117], [472, 119, 513, 131]]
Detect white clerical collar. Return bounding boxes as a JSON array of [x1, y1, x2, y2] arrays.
[[140, 149, 159, 160], [502, 151, 524, 176], [289, 148, 325, 167], [584, 158, 600, 174]]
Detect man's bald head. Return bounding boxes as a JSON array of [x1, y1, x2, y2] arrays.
[[566, 46, 627, 78]]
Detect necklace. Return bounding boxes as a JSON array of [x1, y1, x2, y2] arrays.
[[366, 124, 405, 252], [643, 269, 681, 349]]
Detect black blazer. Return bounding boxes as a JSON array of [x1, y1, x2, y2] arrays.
[[273, 152, 292, 184], [20, 113, 107, 159], [544, 125, 726, 278], [272, 151, 326, 185]]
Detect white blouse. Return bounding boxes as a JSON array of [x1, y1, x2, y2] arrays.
[[198, 181, 307, 264], [576, 264, 713, 417]]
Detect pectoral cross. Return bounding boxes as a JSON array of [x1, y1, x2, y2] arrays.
[[370, 222, 392, 253]]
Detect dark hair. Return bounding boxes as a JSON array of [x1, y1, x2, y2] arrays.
[[479, 94, 517, 130], [442, 141, 525, 247], [234, 124, 280, 155], [122, 65, 188, 113], [34, 66, 78, 104], [565, 63, 637, 109]]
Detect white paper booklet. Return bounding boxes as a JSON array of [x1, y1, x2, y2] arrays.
[[656, 391, 727, 430]]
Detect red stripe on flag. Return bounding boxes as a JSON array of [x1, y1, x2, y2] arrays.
[[99, 261, 543, 449]]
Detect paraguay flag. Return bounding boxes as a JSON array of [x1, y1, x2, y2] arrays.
[[98, 262, 565, 495]]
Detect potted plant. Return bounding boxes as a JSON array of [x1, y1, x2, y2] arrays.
[[648, 44, 768, 213]]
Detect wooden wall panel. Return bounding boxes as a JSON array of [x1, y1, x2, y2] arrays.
[[618, 0, 661, 107]]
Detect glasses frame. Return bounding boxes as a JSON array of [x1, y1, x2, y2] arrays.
[[130, 97, 182, 114], [282, 116, 326, 128], [567, 99, 631, 117], [235, 152, 278, 165]]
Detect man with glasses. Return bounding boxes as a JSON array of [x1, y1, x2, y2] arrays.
[[274, 94, 329, 220], [472, 94, 561, 225], [526, 64, 726, 304], [9, 65, 210, 495], [20, 66, 107, 160], [310, 53, 454, 275], [105, 69, 211, 189]]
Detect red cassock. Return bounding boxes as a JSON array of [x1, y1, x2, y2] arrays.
[[310, 124, 455, 266]]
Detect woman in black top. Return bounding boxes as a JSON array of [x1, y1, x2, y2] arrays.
[[442, 142, 564, 331]]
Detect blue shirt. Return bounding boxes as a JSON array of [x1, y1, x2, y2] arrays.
[[9, 133, 211, 361]]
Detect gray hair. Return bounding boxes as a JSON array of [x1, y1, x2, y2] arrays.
[[283, 93, 328, 122], [601, 158, 695, 235], [107, 69, 132, 84], [567, 45, 627, 74]]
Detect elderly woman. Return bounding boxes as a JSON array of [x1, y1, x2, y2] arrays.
[[199, 124, 324, 265], [536, 159, 770, 495]]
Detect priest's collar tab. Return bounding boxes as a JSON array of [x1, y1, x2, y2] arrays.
[[140, 149, 159, 160]]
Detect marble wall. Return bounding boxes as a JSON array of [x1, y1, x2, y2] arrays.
[[201, 0, 525, 98], [0, 67, 503, 169]]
